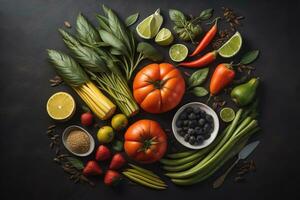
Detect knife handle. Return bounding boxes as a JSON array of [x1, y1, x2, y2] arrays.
[[213, 158, 239, 189]]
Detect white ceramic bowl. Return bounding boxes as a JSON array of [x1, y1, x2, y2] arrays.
[[62, 125, 95, 157], [172, 102, 219, 149]]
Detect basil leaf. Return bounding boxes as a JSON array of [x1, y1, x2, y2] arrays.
[[99, 30, 129, 57], [47, 49, 88, 87], [110, 48, 123, 55], [137, 42, 163, 62], [76, 13, 101, 46], [59, 29, 109, 73], [240, 50, 260, 65], [66, 157, 84, 170], [192, 87, 208, 97], [199, 8, 214, 21], [188, 68, 209, 88], [169, 9, 186, 22], [125, 13, 139, 27]]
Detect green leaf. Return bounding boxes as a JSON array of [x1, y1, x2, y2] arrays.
[[110, 48, 123, 55], [76, 13, 101, 46], [240, 50, 260, 65], [47, 49, 88, 87], [169, 9, 186, 22], [59, 29, 109, 73], [66, 157, 84, 170], [192, 87, 208, 97], [99, 30, 129, 57], [102, 5, 131, 54], [96, 14, 112, 33], [198, 8, 214, 21], [137, 42, 163, 62], [112, 140, 123, 152], [125, 13, 139, 27], [188, 68, 209, 88]]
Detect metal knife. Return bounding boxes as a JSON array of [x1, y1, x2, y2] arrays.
[[213, 141, 260, 189]]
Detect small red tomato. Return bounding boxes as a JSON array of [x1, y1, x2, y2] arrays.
[[81, 112, 93, 126]]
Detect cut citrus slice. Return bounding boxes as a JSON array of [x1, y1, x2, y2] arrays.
[[136, 9, 163, 39], [46, 92, 76, 121], [218, 32, 242, 58], [169, 44, 188, 62], [220, 107, 235, 122], [155, 28, 174, 46]]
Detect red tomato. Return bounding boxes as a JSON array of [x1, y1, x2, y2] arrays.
[[124, 119, 167, 164], [133, 63, 185, 113]]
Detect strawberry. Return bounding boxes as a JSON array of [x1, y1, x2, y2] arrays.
[[95, 145, 111, 161], [104, 170, 121, 186], [81, 112, 93, 126], [109, 153, 126, 170], [82, 161, 102, 176]]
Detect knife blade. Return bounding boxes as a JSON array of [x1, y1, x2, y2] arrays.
[[238, 141, 260, 160]]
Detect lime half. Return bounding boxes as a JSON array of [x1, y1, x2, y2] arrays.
[[136, 9, 163, 39], [220, 107, 235, 122], [169, 44, 188, 62], [218, 32, 242, 58], [155, 28, 174, 46]]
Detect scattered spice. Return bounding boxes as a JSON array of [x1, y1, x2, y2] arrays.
[[64, 21, 72, 28], [212, 96, 226, 110], [222, 7, 244, 31], [45, 125, 94, 186], [49, 75, 63, 87], [234, 159, 256, 183], [66, 130, 90, 154], [184, 71, 191, 76]]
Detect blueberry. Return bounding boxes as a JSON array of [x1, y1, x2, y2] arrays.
[[176, 120, 183, 128], [187, 128, 195, 135], [203, 133, 211, 140], [204, 123, 210, 130], [195, 126, 201, 131], [198, 118, 206, 126], [188, 120, 197, 128], [189, 136, 196, 145], [200, 110, 206, 117], [208, 127, 214, 134], [183, 120, 189, 126], [177, 128, 183, 132], [184, 134, 190, 142], [193, 107, 201, 114], [188, 113, 196, 120], [179, 112, 188, 120], [196, 114, 201, 119], [196, 135, 204, 143], [183, 127, 189, 131], [185, 107, 193, 114], [199, 128, 205, 135], [206, 115, 213, 122]]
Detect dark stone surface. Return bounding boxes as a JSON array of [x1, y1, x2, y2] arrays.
[[0, 0, 299, 199]]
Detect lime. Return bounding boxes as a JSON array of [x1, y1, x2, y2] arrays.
[[97, 126, 115, 143], [169, 44, 188, 62], [136, 9, 163, 39], [46, 92, 75, 121], [220, 107, 235, 122], [155, 28, 174, 46], [217, 32, 242, 58], [111, 114, 128, 131]]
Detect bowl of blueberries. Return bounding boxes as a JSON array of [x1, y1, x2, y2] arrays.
[[172, 102, 219, 149]]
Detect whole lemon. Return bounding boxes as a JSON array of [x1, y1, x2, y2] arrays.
[[97, 126, 114, 143], [111, 114, 128, 131]]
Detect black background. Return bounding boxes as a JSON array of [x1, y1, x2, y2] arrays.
[[1, 0, 300, 199]]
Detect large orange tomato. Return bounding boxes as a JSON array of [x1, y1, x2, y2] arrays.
[[124, 119, 167, 164], [133, 63, 185, 113]]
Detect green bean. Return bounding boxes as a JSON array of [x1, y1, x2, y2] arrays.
[[166, 151, 196, 159], [163, 156, 203, 172], [125, 169, 166, 186], [122, 171, 167, 190], [128, 164, 160, 179]]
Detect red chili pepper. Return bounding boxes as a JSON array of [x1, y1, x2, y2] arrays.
[[179, 51, 217, 68], [210, 63, 235, 95], [189, 18, 220, 57]]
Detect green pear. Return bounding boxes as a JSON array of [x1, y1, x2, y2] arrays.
[[231, 78, 259, 106]]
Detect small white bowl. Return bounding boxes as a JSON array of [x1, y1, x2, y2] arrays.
[[62, 125, 95, 157], [172, 102, 219, 149]]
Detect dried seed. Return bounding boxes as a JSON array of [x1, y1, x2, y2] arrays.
[[48, 125, 56, 130], [64, 21, 71, 28], [53, 158, 60, 164], [58, 154, 69, 159], [184, 71, 191, 76], [55, 148, 60, 155], [237, 16, 245, 20], [51, 83, 58, 87], [50, 142, 54, 149]]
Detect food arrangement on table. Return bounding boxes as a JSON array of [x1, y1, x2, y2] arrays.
[[45, 5, 261, 190]]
